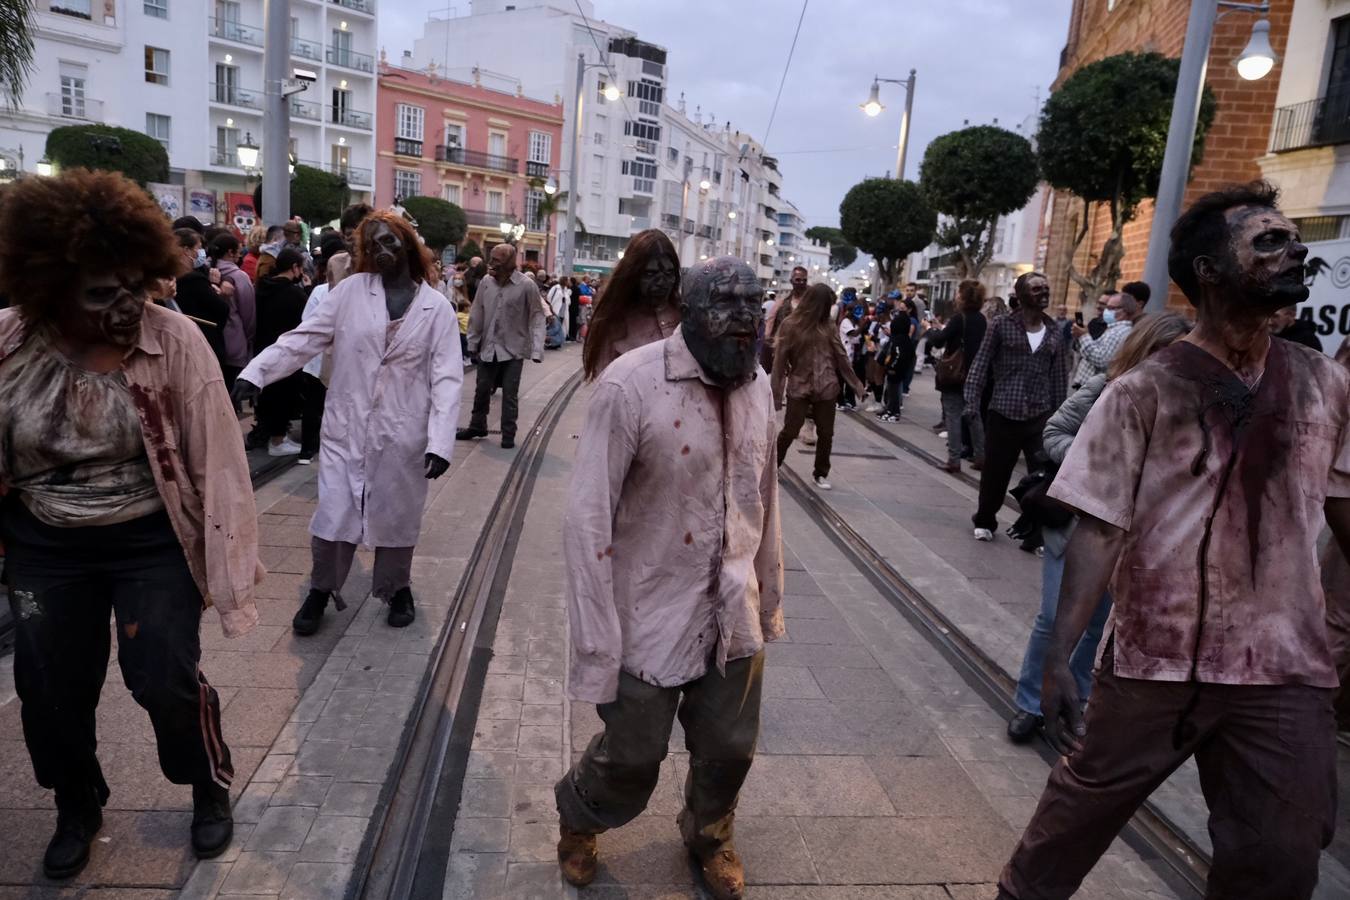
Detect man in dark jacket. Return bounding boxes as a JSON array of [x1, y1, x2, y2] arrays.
[[253, 248, 307, 456], [1270, 303, 1324, 352], [173, 229, 230, 372]]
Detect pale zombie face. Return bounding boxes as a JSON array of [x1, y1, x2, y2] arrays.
[[366, 222, 406, 276], [1017, 275, 1051, 311], [639, 253, 678, 307], [681, 257, 765, 387], [68, 271, 149, 347], [1219, 206, 1309, 313]]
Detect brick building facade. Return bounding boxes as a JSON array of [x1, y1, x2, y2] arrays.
[[1042, 0, 1293, 313]]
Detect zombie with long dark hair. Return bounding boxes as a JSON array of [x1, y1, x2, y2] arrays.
[[581, 228, 681, 380], [0, 169, 262, 876], [234, 210, 463, 635]]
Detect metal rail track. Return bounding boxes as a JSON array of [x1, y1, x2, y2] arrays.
[[778, 466, 1211, 898], [353, 368, 585, 900]]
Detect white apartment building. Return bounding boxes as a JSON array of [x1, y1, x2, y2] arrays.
[[775, 199, 830, 287], [1258, 0, 1350, 352], [0, 0, 376, 226], [655, 98, 737, 267]]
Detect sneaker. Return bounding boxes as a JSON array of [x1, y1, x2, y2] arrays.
[[297, 453, 314, 465], [814, 476, 832, 490], [557, 825, 599, 887], [836, 404, 848, 412], [291, 589, 331, 636], [267, 437, 302, 457], [938, 431, 949, 439], [387, 586, 416, 628], [863, 401, 882, 413], [973, 528, 994, 542], [190, 782, 233, 859]]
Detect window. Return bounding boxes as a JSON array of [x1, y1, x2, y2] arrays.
[[486, 190, 505, 214], [444, 122, 464, 148], [668, 146, 679, 163], [146, 113, 171, 149], [621, 158, 658, 180], [488, 132, 507, 158], [593, 132, 605, 146], [145, 46, 169, 85], [526, 189, 546, 231], [396, 103, 424, 141], [59, 62, 87, 118], [51, 0, 92, 19], [144, 0, 168, 18], [394, 170, 421, 201], [215, 126, 239, 166], [623, 120, 662, 142], [596, 79, 611, 103], [331, 143, 350, 175], [443, 183, 462, 205], [528, 131, 552, 164], [627, 79, 663, 117], [1292, 215, 1348, 243]]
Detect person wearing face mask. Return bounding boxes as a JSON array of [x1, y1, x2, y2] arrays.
[[251, 248, 309, 457], [581, 228, 682, 379], [0, 170, 262, 876], [556, 257, 782, 900], [232, 212, 462, 634], [1069, 290, 1139, 389], [997, 183, 1350, 900], [171, 229, 230, 373]]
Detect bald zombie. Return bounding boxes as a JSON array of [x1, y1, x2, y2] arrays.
[[555, 257, 783, 899]]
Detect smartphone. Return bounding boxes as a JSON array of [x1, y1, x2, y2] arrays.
[[1074, 311, 1084, 326]]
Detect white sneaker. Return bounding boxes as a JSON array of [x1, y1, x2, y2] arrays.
[[938, 431, 949, 440], [814, 476, 832, 490], [973, 528, 994, 542], [268, 437, 303, 457], [863, 401, 882, 413]]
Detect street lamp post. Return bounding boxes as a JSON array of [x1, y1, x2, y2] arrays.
[[561, 52, 621, 277], [1141, 1, 1276, 311], [861, 70, 917, 180]]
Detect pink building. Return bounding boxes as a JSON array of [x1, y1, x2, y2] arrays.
[[376, 61, 564, 266]]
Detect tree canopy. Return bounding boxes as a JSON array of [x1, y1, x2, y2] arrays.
[[803, 225, 858, 271], [46, 124, 169, 186], [920, 125, 1038, 278], [838, 178, 935, 287], [456, 239, 484, 264], [402, 195, 467, 251], [1037, 51, 1216, 302], [252, 165, 350, 227]]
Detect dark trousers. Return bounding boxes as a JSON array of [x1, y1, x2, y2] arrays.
[[258, 371, 303, 439], [2, 502, 233, 803], [223, 365, 243, 411], [973, 410, 1048, 530], [883, 372, 904, 416], [567, 301, 581, 341], [1000, 651, 1336, 900], [556, 652, 765, 854], [778, 397, 837, 479], [469, 358, 525, 440], [300, 372, 326, 456]]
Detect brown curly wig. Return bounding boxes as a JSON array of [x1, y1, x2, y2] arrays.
[[352, 210, 436, 284], [0, 169, 183, 324]]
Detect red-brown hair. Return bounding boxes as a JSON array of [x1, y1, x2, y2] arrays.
[[581, 228, 680, 380], [352, 210, 437, 284]]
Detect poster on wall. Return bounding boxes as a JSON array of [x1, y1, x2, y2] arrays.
[[148, 182, 185, 220], [225, 192, 257, 239], [189, 189, 217, 224], [1299, 238, 1350, 355]]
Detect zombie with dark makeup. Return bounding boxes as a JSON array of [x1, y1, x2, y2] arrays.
[[555, 257, 783, 900], [0, 170, 262, 877], [997, 182, 1350, 900], [580, 228, 682, 380], [759, 264, 810, 373], [234, 211, 462, 635]]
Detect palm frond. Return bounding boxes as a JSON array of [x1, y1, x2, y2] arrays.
[[0, 0, 36, 108]]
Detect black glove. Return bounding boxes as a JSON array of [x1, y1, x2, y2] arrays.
[[424, 452, 449, 480], [230, 378, 260, 406]]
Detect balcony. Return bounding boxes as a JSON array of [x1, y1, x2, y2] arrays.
[[662, 213, 680, 229], [525, 160, 550, 179], [632, 177, 654, 195], [434, 145, 518, 174], [330, 107, 372, 130], [310, 161, 371, 186], [211, 83, 262, 110], [290, 97, 320, 121], [290, 36, 323, 63], [330, 0, 374, 13], [210, 146, 243, 169], [394, 137, 423, 157], [462, 207, 512, 228], [1271, 95, 1350, 153], [327, 46, 374, 73], [45, 92, 104, 121], [210, 17, 263, 47]]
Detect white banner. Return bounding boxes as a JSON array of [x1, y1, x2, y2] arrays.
[[1300, 238, 1350, 354]]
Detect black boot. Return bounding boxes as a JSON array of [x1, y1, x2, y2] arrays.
[[387, 587, 416, 628], [44, 785, 103, 879], [191, 781, 233, 859], [292, 589, 331, 636], [455, 426, 488, 440]]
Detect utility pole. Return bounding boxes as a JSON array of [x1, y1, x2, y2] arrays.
[[895, 69, 916, 181], [560, 53, 585, 277], [261, 0, 291, 226]]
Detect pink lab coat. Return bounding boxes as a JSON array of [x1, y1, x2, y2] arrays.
[[240, 274, 463, 547]]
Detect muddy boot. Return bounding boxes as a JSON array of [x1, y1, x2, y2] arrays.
[[557, 824, 598, 887], [292, 589, 331, 636], [44, 784, 103, 880], [690, 843, 745, 900]]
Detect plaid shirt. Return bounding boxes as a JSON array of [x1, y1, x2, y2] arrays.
[[1071, 319, 1132, 387], [963, 312, 1069, 421]]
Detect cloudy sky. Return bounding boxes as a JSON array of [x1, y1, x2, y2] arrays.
[[381, 0, 1071, 231]]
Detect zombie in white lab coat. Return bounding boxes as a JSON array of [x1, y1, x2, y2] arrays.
[[233, 211, 463, 633]]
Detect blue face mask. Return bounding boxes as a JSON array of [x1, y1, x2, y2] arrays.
[[196, 248, 207, 267], [1102, 309, 1118, 326]]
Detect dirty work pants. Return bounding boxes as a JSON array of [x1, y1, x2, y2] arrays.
[[556, 652, 765, 854], [300, 372, 326, 457], [310, 537, 414, 602], [469, 358, 525, 441], [778, 397, 837, 479], [974, 411, 1048, 531], [999, 650, 1336, 900], [1, 499, 233, 804]]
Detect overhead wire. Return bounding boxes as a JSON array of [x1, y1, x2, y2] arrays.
[[761, 0, 810, 151]]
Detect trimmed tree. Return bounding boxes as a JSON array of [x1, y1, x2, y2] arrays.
[[920, 125, 1039, 279], [252, 164, 349, 227], [838, 178, 935, 289], [46, 124, 169, 185], [402, 195, 467, 254], [456, 239, 484, 264], [804, 225, 858, 271], [1037, 51, 1216, 303]]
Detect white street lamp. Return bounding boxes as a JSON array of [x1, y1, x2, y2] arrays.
[[602, 83, 621, 102], [860, 70, 917, 179], [544, 175, 558, 195], [727, 210, 737, 220], [35, 156, 53, 177], [1236, 19, 1276, 81], [237, 133, 259, 170], [861, 81, 883, 118], [699, 178, 711, 191]]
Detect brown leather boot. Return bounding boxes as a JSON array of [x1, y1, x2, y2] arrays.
[[557, 824, 598, 887], [691, 844, 745, 900]]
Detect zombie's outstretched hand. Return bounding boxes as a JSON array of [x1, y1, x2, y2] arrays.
[[1041, 656, 1085, 756], [230, 378, 260, 406], [425, 453, 450, 479]]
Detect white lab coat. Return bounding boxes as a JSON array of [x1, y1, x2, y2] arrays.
[[547, 283, 570, 337], [240, 274, 463, 547]]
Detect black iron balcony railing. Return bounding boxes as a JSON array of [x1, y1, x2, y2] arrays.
[[525, 160, 550, 178], [327, 46, 374, 73], [1271, 95, 1350, 153], [394, 137, 423, 157], [211, 17, 263, 46], [434, 145, 518, 174], [462, 207, 512, 228]]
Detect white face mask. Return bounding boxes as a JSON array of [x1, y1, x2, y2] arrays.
[[195, 248, 207, 266], [1102, 309, 1118, 326]]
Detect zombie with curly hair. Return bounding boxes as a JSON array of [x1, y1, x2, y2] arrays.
[[0, 169, 262, 877]]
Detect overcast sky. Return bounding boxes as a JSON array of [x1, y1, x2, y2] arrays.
[[380, 0, 1071, 231]]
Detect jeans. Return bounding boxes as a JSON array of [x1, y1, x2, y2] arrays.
[[1012, 548, 1113, 715], [469, 358, 525, 440], [940, 389, 965, 463], [778, 397, 837, 478], [974, 410, 1048, 531]]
